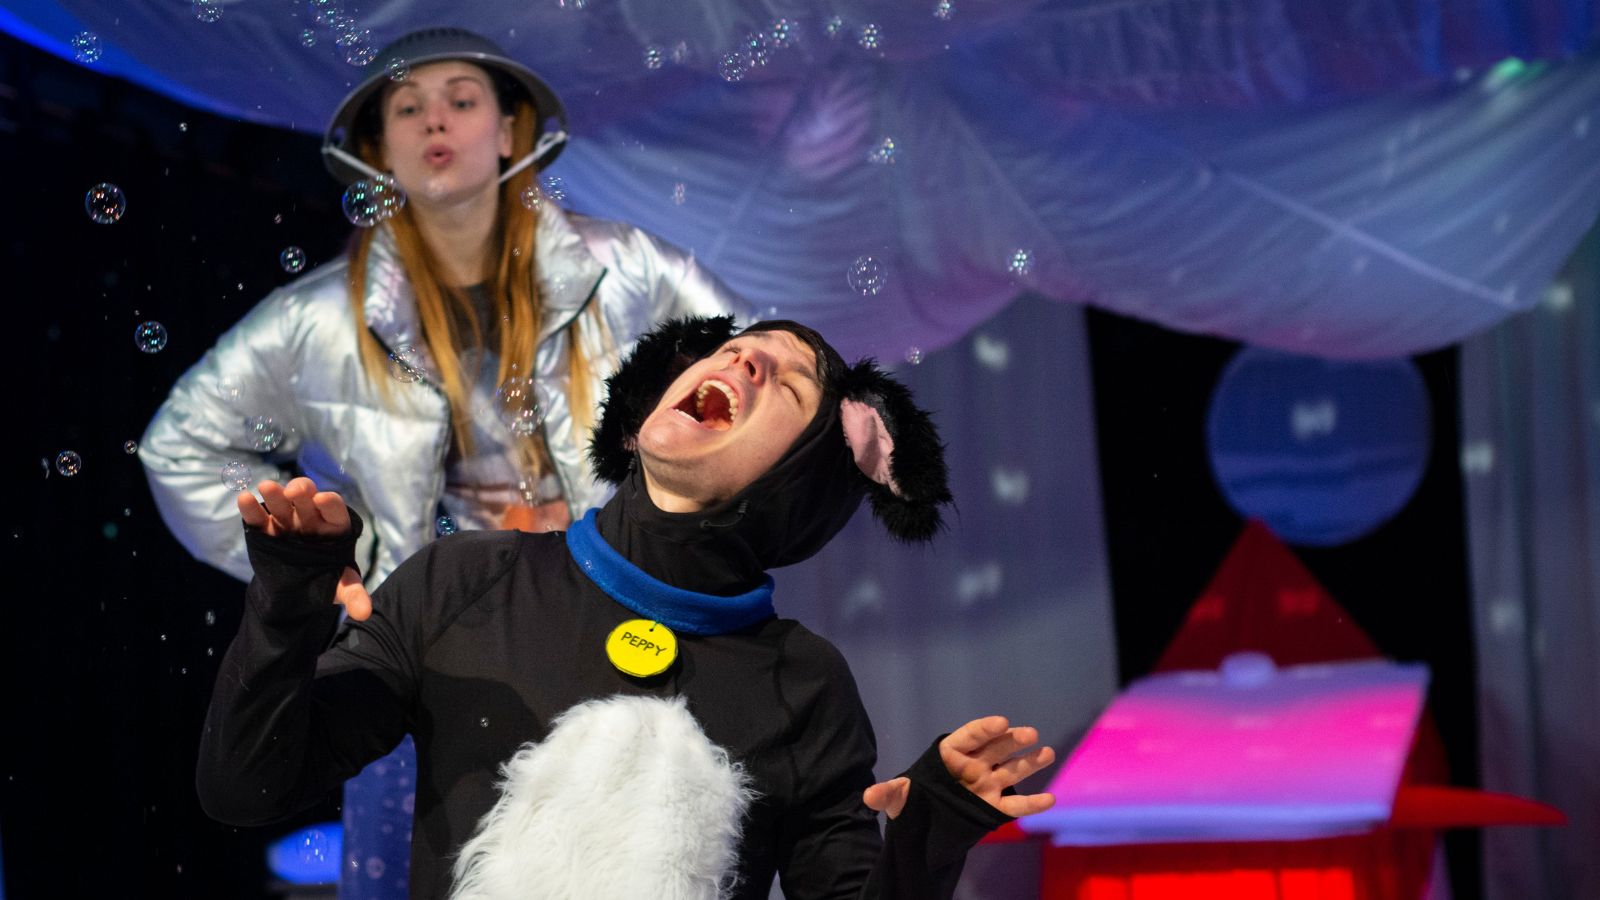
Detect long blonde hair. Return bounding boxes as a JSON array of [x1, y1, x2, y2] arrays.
[[346, 88, 598, 482]]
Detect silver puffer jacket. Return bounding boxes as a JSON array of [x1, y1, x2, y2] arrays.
[[140, 205, 748, 584]]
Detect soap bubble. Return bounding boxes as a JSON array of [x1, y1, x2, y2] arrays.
[[670, 41, 691, 65], [205, 609, 216, 625], [299, 29, 318, 47], [933, 0, 954, 20], [306, 0, 342, 26], [743, 33, 770, 68], [386, 58, 410, 81], [85, 183, 126, 224], [55, 451, 83, 477], [904, 346, 924, 365], [216, 374, 246, 406], [857, 24, 882, 50], [220, 461, 252, 492], [344, 38, 376, 67], [825, 16, 845, 38], [672, 183, 686, 205], [846, 256, 886, 295], [518, 184, 542, 211], [245, 415, 284, 453], [72, 31, 102, 63], [134, 321, 169, 354], [540, 175, 566, 203], [495, 376, 550, 437], [718, 51, 750, 82], [193, 0, 222, 23], [643, 45, 663, 70], [1006, 248, 1034, 277], [388, 344, 424, 383], [768, 18, 796, 49], [279, 246, 307, 274], [436, 516, 458, 537], [867, 137, 897, 165], [342, 174, 405, 228], [124, 440, 138, 454]]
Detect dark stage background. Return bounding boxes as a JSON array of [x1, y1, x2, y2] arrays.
[[0, 33, 1480, 899]]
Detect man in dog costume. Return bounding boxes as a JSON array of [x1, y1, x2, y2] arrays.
[[197, 316, 1056, 899]]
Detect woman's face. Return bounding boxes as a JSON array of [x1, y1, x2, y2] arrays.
[[378, 61, 513, 208]]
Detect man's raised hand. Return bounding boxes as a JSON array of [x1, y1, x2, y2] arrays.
[[862, 716, 1056, 820], [237, 477, 371, 621]]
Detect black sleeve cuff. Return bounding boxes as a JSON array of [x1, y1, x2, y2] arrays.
[[242, 510, 364, 626], [890, 735, 1014, 872]]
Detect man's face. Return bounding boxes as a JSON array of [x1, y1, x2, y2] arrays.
[[636, 330, 824, 511]]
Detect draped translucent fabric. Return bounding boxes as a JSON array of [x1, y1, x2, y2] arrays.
[[3, 1, 1598, 360], [1458, 225, 1600, 900]]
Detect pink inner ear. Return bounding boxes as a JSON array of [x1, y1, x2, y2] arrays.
[[841, 399, 902, 497]]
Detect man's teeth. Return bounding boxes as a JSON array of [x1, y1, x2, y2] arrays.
[[695, 380, 739, 422]]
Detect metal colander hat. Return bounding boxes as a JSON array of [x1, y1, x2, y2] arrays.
[[321, 27, 569, 184]]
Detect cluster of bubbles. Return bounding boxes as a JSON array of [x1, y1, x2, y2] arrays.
[[386, 58, 410, 82], [193, 0, 223, 24], [341, 174, 406, 228], [436, 515, 458, 537], [904, 346, 924, 365], [644, 45, 663, 70], [304, 0, 376, 66], [934, 0, 955, 21], [540, 175, 567, 204], [85, 183, 126, 224], [847, 255, 887, 296], [387, 344, 424, 383], [71, 31, 102, 64], [246, 415, 284, 453], [280, 246, 307, 274], [1006, 247, 1035, 277], [713, 18, 805, 83], [220, 460, 252, 492], [56, 450, 83, 477], [134, 321, 169, 354], [519, 184, 543, 211], [769, 18, 797, 49], [494, 376, 549, 437], [867, 137, 898, 165], [825, 16, 846, 38], [298, 830, 331, 865], [857, 24, 883, 51], [672, 182, 686, 206]]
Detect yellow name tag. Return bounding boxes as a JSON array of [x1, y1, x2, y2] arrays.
[[605, 619, 678, 678]]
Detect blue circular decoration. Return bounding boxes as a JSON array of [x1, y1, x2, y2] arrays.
[[1206, 348, 1431, 546]]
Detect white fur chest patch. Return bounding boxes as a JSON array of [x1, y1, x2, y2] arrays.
[[449, 694, 756, 900]]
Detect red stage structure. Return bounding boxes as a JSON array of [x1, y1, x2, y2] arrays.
[[984, 522, 1564, 900]]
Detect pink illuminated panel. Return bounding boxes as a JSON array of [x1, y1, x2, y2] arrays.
[[1023, 657, 1428, 845]]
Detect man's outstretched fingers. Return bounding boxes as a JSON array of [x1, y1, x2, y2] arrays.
[[941, 715, 1011, 756], [991, 744, 1056, 788], [312, 492, 350, 532], [995, 791, 1056, 818], [335, 567, 371, 621], [238, 491, 269, 529]]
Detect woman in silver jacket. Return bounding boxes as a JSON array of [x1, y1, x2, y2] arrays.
[[140, 27, 748, 897]]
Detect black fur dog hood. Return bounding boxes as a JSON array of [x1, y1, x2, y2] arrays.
[[588, 316, 952, 572]]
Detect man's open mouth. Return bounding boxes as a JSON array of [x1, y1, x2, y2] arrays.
[[672, 378, 739, 431]]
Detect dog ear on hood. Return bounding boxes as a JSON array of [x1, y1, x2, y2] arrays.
[[588, 315, 740, 485], [838, 360, 952, 542]]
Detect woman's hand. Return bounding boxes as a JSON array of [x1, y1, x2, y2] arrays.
[[863, 716, 1056, 820], [237, 477, 372, 621]]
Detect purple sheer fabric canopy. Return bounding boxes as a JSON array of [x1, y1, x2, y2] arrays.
[[7, 0, 1600, 360]]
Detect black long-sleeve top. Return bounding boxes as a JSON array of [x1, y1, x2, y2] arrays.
[[196, 518, 1009, 899]]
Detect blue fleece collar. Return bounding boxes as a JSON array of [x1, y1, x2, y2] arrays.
[[566, 509, 776, 636]]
